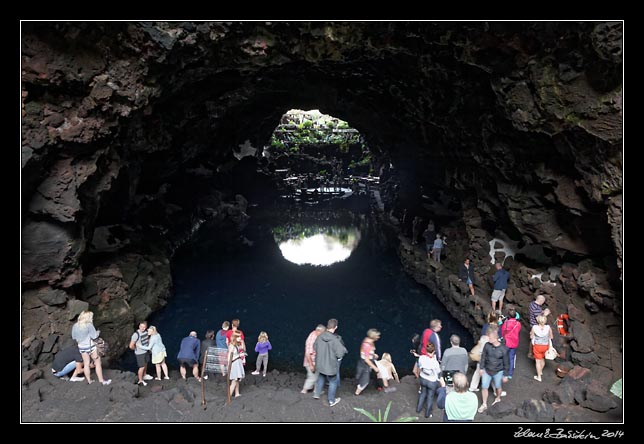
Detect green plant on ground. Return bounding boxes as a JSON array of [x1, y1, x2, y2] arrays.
[[356, 153, 371, 166], [353, 401, 418, 423], [270, 136, 285, 150]]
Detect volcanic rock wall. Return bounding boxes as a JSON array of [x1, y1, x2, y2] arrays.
[[21, 21, 621, 394]]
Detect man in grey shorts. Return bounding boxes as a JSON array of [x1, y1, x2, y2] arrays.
[[130, 321, 154, 386], [491, 262, 510, 313]]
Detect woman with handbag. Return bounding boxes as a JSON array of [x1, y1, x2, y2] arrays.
[[529, 315, 553, 382], [71, 310, 111, 385]]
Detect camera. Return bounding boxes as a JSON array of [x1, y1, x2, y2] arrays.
[[441, 370, 456, 387]]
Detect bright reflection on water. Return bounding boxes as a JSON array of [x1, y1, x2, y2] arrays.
[[273, 225, 361, 266]]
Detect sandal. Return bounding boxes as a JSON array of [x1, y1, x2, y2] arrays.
[[492, 398, 501, 406], [477, 404, 487, 413], [533, 375, 542, 382]]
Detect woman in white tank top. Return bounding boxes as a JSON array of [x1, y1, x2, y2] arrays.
[[529, 315, 553, 382]]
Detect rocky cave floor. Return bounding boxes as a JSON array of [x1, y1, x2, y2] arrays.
[[22, 329, 622, 423]]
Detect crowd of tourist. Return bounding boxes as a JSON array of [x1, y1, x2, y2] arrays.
[[51, 265, 560, 421]]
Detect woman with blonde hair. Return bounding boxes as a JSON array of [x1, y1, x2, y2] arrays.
[[71, 310, 111, 385], [354, 328, 381, 395], [141, 326, 169, 380], [375, 352, 399, 392], [252, 331, 272, 377], [530, 315, 553, 382]]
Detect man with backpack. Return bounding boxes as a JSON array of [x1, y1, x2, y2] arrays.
[[422, 319, 443, 361], [412, 319, 443, 377], [129, 320, 154, 386]]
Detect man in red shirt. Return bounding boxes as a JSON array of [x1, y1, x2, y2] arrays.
[[225, 319, 246, 351]]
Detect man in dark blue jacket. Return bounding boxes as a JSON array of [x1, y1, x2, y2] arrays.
[[177, 331, 201, 382], [458, 258, 476, 297]]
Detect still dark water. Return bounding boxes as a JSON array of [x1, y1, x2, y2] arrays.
[[119, 207, 473, 377]]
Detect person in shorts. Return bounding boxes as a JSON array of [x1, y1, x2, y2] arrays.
[[130, 320, 153, 386], [177, 331, 201, 382], [491, 262, 510, 313]]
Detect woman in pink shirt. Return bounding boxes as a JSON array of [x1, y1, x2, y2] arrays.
[[500, 306, 522, 379], [354, 329, 381, 395]]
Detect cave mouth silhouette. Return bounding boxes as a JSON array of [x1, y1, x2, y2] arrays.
[[265, 109, 373, 268]]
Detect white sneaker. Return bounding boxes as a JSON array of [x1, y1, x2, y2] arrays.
[[69, 376, 85, 382], [138, 380, 147, 386], [143, 374, 154, 380], [501, 391, 507, 397], [251, 371, 260, 375], [329, 398, 341, 407], [102, 379, 112, 386], [203, 375, 208, 380], [469, 388, 479, 392]]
